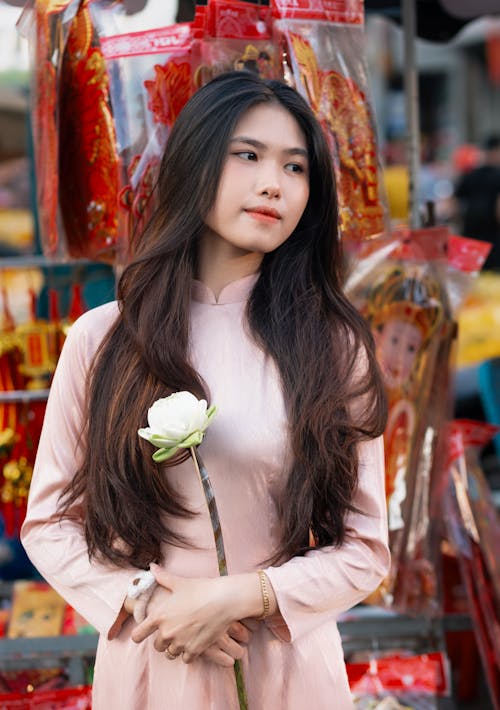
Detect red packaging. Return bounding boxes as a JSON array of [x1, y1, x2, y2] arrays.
[[199, 0, 277, 84], [58, 0, 121, 262], [17, 1, 80, 259], [347, 228, 490, 616], [272, 0, 388, 244], [0, 686, 92, 709], [95, 9, 199, 256], [442, 420, 500, 710], [347, 651, 451, 708]]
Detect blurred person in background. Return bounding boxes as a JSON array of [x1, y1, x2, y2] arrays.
[[453, 135, 500, 272], [383, 135, 456, 227]]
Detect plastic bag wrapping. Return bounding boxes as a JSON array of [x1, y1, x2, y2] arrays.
[[442, 420, 500, 709], [93, 0, 280, 256], [346, 651, 451, 709], [19, 1, 123, 262], [20, 0, 387, 259], [93, 5, 201, 256], [445, 234, 492, 315], [199, 0, 277, 83], [0, 686, 92, 709], [346, 227, 490, 615], [56, 0, 125, 262], [271, 0, 388, 244], [16, 0, 81, 259]]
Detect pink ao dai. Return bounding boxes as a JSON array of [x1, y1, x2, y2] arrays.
[[21, 274, 390, 709]]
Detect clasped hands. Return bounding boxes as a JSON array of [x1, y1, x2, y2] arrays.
[[129, 564, 262, 667]]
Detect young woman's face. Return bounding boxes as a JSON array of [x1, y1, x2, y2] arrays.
[[203, 102, 310, 257]]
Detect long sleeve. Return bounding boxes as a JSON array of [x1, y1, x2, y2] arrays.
[[263, 434, 390, 642], [21, 303, 136, 639]]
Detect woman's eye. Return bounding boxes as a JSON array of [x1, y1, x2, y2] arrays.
[[234, 151, 257, 161], [285, 163, 305, 173]]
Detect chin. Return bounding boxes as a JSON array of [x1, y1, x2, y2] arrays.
[[238, 243, 273, 255], [253, 238, 286, 253]]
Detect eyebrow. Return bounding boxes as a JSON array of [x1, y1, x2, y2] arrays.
[[230, 136, 308, 159]]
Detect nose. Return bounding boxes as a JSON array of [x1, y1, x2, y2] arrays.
[[256, 161, 281, 199]]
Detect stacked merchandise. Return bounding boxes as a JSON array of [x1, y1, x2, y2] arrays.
[[18, 0, 120, 263], [94, 0, 278, 252], [440, 421, 500, 710], [272, 0, 386, 243], [0, 280, 85, 551], [0, 580, 94, 704], [18, 0, 388, 263], [0, 688, 92, 709], [346, 227, 491, 617], [345, 228, 499, 706], [0, 276, 92, 700], [346, 651, 451, 709]]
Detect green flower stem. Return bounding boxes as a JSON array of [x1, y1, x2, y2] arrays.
[[190, 447, 249, 710]]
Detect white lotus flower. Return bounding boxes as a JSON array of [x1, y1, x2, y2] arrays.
[[138, 391, 216, 462]]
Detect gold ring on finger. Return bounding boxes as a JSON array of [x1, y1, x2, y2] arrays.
[[165, 645, 181, 660]]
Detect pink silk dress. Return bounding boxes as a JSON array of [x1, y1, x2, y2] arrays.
[[21, 273, 390, 710]]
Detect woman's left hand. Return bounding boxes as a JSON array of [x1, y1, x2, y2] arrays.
[[130, 565, 262, 663], [199, 622, 253, 667]]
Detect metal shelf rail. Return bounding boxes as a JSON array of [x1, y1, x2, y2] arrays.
[[0, 608, 472, 688]]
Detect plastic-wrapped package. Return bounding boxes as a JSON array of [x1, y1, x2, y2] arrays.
[[19, 1, 123, 262], [0, 288, 21, 437], [272, 0, 388, 244], [16, 0, 80, 258], [446, 233, 492, 314], [92, 4, 200, 255], [443, 420, 500, 710], [199, 0, 277, 83], [347, 227, 490, 615], [57, 0, 122, 262], [0, 686, 92, 709], [347, 651, 451, 709]]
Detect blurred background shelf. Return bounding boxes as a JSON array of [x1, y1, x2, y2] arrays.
[[0, 389, 49, 403]]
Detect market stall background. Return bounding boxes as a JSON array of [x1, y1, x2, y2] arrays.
[[0, 2, 495, 707]]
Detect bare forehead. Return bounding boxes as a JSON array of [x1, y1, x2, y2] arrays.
[[231, 103, 307, 151]]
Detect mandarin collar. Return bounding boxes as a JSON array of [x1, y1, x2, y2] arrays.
[[192, 273, 259, 305]]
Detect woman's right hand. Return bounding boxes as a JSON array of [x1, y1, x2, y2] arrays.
[[128, 578, 253, 667], [200, 621, 252, 667], [131, 569, 263, 664]]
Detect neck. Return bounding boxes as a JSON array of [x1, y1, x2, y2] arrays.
[[197, 232, 262, 300]]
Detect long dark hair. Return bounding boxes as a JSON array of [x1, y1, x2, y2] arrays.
[[59, 71, 387, 568]]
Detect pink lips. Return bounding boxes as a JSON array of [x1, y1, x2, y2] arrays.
[[245, 206, 282, 222]]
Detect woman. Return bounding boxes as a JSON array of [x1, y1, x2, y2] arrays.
[[22, 72, 390, 709]]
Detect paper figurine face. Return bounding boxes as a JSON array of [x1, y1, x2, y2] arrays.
[[7, 582, 66, 638], [375, 319, 424, 389]]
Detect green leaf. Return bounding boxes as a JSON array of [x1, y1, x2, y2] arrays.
[[149, 434, 179, 447], [152, 446, 179, 462], [179, 431, 204, 449], [206, 405, 217, 423]]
